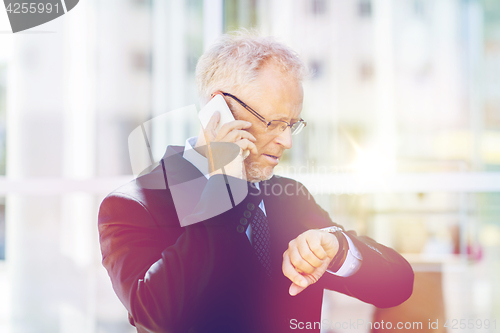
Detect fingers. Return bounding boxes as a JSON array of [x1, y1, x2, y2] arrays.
[[289, 282, 307, 297], [209, 119, 257, 156], [216, 120, 252, 141], [282, 230, 336, 296], [282, 250, 309, 290], [234, 139, 258, 156], [203, 111, 221, 142], [288, 232, 329, 274], [288, 240, 317, 274], [283, 250, 323, 296], [305, 233, 329, 261], [222, 128, 257, 144]]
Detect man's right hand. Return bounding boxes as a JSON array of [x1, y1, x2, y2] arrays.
[[196, 111, 258, 179]]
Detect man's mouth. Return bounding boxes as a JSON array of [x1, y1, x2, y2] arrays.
[[263, 154, 280, 164]]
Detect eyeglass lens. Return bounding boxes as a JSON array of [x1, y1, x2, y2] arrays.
[[266, 121, 305, 135]]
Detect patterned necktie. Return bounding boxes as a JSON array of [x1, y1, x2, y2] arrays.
[[251, 197, 272, 278]]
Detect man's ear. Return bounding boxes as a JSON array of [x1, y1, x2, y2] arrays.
[[211, 91, 224, 98], [210, 91, 237, 118], [200, 91, 223, 108]]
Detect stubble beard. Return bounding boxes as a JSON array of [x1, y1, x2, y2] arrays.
[[244, 160, 274, 183]]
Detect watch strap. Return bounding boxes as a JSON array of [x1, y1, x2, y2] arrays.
[[322, 226, 348, 272]]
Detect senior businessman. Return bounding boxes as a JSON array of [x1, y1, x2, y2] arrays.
[[98, 31, 414, 333]]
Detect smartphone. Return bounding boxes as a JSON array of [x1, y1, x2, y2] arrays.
[[198, 93, 250, 159], [198, 94, 235, 134]]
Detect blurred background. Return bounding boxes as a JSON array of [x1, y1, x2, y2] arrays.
[[0, 0, 499, 332]]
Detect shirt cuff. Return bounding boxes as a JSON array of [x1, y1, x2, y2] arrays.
[[327, 233, 363, 277]]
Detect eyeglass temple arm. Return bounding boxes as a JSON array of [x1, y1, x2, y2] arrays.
[[221, 92, 268, 124]]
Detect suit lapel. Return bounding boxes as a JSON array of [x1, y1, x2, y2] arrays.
[[157, 146, 210, 226]]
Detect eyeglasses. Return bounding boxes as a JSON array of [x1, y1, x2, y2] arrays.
[[220, 92, 307, 135]]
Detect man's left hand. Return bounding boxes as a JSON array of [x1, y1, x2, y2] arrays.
[[282, 229, 339, 296]]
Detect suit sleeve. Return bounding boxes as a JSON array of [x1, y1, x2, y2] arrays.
[[98, 176, 255, 332], [294, 181, 414, 308]]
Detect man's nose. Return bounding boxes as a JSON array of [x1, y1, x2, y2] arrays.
[[275, 127, 293, 149]]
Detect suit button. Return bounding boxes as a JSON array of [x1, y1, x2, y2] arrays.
[[237, 225, 245, 233], [239, 218, 248, 225], [243, 210, 251, 218], [247, 203, 255, 210]]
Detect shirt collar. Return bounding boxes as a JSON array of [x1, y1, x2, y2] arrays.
[[183, 136, 209, 179]]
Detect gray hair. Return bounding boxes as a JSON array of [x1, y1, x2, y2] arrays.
[[196, 30, 307, 105]]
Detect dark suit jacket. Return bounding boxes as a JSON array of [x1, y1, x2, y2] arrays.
[[98, 146, 414, 333]]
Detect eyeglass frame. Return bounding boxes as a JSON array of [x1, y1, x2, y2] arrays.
[[217, 91, 307, 135]]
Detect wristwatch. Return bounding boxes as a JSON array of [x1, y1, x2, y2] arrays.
[[322, 226, 348, 272]]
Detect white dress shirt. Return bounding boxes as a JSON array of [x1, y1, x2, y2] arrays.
[[182, 137, 362, 277]]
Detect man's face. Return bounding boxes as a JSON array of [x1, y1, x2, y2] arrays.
[[227, 63, 304, 182]]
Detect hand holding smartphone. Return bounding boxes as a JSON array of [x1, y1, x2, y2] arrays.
[[198, 94, 236, 135], [197, 93, 256, 178]]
